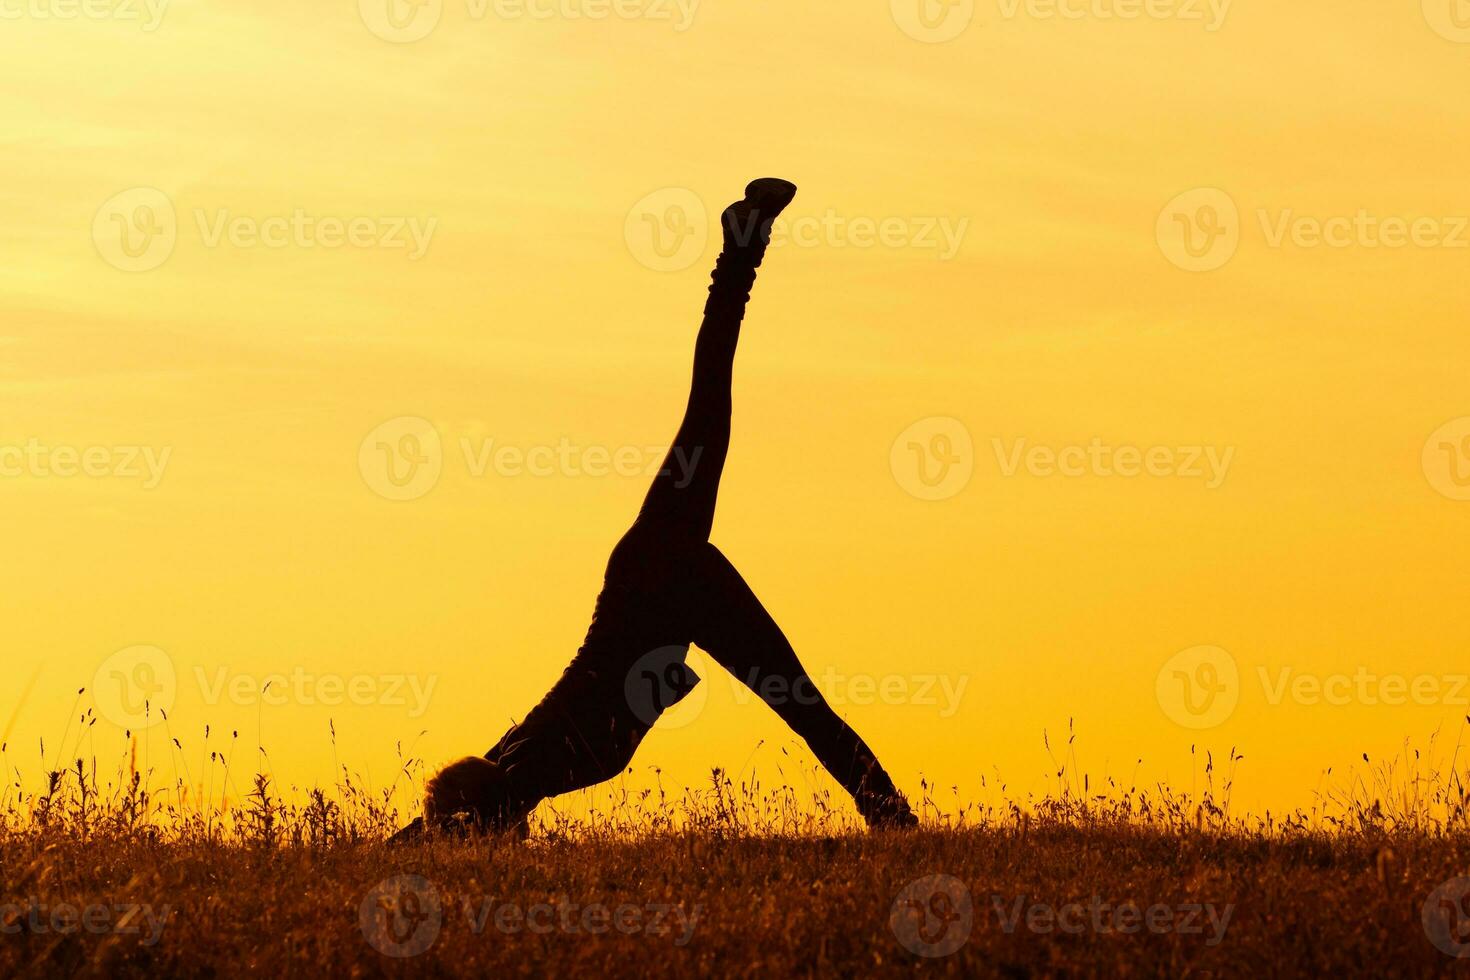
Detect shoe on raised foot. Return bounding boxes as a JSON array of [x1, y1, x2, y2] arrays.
[[721, 177, 798, 254]]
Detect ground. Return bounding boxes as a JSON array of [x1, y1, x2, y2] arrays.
[[4, 823, 1469, 977]]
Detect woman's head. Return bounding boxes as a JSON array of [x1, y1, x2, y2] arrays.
[[423, 756, 512, 832]]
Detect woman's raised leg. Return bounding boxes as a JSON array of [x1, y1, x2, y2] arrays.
[[635, 179, 798, 542]]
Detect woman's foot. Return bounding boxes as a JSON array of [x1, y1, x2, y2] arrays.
[[721, 177, 798, 256], [857, 790, 920, 830]]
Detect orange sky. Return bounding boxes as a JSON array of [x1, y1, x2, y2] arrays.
[[3, 0, 1470, 821]]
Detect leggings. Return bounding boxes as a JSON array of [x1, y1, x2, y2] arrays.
[[480, 237, 906, 827]]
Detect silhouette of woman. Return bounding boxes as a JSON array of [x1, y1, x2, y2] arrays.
[[395, 179, 916, 842]]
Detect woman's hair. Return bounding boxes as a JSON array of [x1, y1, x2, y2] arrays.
[[423, 756, 509, 829]]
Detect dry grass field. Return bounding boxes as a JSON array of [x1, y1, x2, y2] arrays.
[[6, 821, 1470, 977], [5, 823, 1470, 978], [5, 736, 1470, 978]]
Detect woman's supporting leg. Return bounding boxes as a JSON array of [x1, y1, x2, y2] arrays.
[[686, 543, 918, 828], [636, 179, 798, 542]]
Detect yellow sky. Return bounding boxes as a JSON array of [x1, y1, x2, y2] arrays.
[[3, 0, 1469, 820]]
